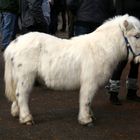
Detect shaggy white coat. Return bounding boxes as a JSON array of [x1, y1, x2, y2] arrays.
[[4, 14, 140, 125]]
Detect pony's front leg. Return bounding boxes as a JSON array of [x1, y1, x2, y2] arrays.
[[78, 84, 96, 126], [16, 77, 34, 125]]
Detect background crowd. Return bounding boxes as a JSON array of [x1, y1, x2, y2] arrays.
[[0, 0, 140, 105], [0, 0, 68, 52]]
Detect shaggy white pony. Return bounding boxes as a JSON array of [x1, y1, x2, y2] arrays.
[[4, 14, 140, 126]]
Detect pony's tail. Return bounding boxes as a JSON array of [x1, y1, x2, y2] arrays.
[[4, 44, 16, 102]]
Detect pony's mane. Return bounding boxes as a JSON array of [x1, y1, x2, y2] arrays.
[[97, 14, 140, 30], [71, 14, 140, 41]]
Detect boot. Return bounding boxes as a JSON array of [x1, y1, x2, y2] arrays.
[[127, 89, 140, 102], [109, 91, 122, 105]]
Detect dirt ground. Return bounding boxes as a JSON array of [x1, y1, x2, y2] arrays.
[[0, 33, 140, 140]]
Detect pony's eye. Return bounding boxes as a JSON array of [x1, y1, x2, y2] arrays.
[[134, 33, 140, 39]]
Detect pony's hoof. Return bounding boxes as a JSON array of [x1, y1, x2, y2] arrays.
[[26, 120, 34, 125], [20, 114, 34, 125], [85, 122, 94, 128]]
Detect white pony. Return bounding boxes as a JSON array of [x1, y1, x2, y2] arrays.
[[4, 15, 140, 126]]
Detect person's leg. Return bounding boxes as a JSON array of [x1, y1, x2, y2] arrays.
[[107, 60, 127, 105], [127, 62, 140, 101], [49, 5, 58, 35], [67, 11, 75, 38], [1, 12, 17, 51], [60, 8, 66, 32]]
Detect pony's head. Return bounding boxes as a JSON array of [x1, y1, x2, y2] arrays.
[[119, 14, 140, 63]]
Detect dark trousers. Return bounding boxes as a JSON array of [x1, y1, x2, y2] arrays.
[[111, 60, 139, 81]]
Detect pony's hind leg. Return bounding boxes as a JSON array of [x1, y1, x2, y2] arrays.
[[11, 101, 19, 117], [78, 83, 97, 126], [16, 74, 35, 125]]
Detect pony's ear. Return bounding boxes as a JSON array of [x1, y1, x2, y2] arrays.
[[124, 20, 128, 28], [123, 20, 133, 31]]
